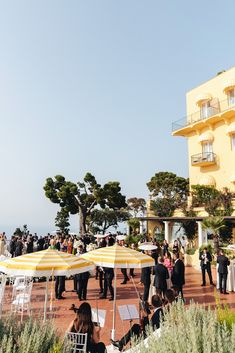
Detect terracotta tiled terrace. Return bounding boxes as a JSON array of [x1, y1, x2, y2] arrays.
[[2, 266, 235, 346]]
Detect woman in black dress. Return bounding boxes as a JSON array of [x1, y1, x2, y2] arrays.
[[67, 302, 106, 353]]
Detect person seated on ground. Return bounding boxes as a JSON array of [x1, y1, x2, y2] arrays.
[[111, 294, 163, 351], [164, 289, 176, 310], [67, 302, 106, 353]]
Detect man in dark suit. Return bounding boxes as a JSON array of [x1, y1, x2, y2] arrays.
[[153, 257, 169, 297], [217, 249, 230, 294], [77, 271, 90, 300], [9, 236, 16, 258], [111, 294, 163, 351], [199, 247, 215, 286], [140, 266, 151, 302], [100, 267, 114, 301], [55, 276, 66, 299], [171, 252, 185, 300]]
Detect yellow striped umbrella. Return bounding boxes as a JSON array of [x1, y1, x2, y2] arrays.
[[0, 248, 95, 277], [81, 244, 154, 340], [0, 249, 95, 320], [80, 243, 154, 269]]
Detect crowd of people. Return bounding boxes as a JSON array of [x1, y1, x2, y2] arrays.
[[0, 230, 232, 352], [5, 232, 95, 257]]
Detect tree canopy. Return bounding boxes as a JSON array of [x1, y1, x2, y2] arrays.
[[44, 173, 127, 234], [147, 172, 189, 217], [87, 208, 130, 234], [147, 172, 189, 200], [191, 185, 234, 216], [127, 197, 146, 217], [55, 208, 70, 234]]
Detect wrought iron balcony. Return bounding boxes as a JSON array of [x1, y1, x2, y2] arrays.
[[172, 97, 235, 134], [191, 152, 217, 166]]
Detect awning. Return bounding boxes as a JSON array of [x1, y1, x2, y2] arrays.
[[226, 122, 235, 134], [195, 93, 212, 105], [199, 175, 216, 186], [223, 79, 235, 92], [198, 131, 214, 143]]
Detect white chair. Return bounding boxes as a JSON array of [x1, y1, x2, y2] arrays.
[[0, 275, 6, 318], [11, 281, 33, 319], [12, 276, 32, 299], [65, 332, 88, 353]]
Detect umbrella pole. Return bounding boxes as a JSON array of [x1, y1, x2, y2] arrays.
[[111, 267, 117, 341], [43, 277, 49, 322], [50, 269, 54, 312]]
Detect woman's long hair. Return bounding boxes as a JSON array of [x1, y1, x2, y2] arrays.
[[73, 302, 93, 334]]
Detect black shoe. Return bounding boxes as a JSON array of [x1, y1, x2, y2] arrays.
[[223, 292, 229, 295], [100, 295, 107, 299], [109, 298, 114, 301], [201, 284, 206, 286], [99, 290, 103, 294], [110, 339, 122, 351], [210, 283, 215, 286], [121, 281, 127, 285]]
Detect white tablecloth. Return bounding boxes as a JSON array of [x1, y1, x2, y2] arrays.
[[216, 260, 235, 292]]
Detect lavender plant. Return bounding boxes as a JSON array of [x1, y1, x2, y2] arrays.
[[131, 302, 235, 353], [0, 317, 64, 353]]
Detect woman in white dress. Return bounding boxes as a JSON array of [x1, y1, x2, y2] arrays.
[[0, 234, 5, 255]]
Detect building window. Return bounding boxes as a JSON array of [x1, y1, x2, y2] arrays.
[[227, 88, 235, 106], [231, 133, 235, 151], [200, 101, 211, 119], [202, 141, 213, 161]]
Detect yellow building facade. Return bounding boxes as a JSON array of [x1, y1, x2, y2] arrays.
[[173, 67, 235, 194], [141, 68, 235, 245]]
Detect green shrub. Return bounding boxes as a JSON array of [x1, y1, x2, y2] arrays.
[[131, 302, 235, 353], [0, 317, 64, 353], [199, 243, 214, 254], [48, 341, 64, 353], [125, 234, 142, 246], [153, 231, 164, 244], [186, 247, 196, 255], [215, 293, 235, 330]]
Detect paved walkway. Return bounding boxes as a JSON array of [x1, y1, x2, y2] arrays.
[[2, 266, 235, 346]]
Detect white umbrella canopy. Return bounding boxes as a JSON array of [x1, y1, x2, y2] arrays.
[[81, 243, 154, 269], [0, 248, 95, 277], [94, 234, 108, 239], [50, 230, 60, 235], [116, 235, 126, 241], [81, 244, 154, 340], [0, 249, 95, 321], [0, 255, 8, 262], [138, 243, 158, 251]]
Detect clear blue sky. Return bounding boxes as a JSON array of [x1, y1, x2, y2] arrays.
[[0, 0, 234, 235]]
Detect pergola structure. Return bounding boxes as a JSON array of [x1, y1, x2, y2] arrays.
[[128, 216, 235, 247]]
